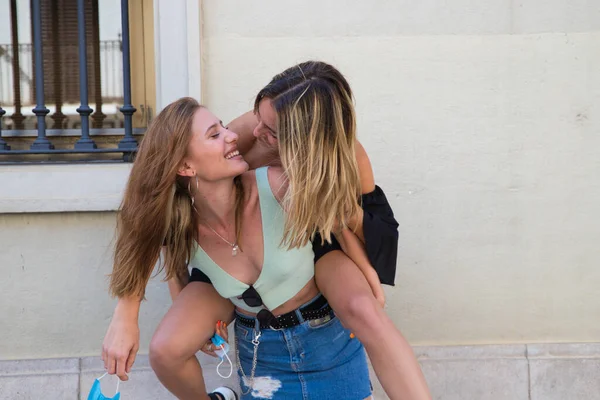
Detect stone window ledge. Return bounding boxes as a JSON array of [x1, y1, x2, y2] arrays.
[[0, 164, 132, 214]]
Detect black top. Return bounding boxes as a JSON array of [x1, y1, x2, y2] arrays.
[[312, 185, 398, 286], [191, 185, 399, 286]]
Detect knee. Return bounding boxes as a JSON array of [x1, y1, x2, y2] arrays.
[[149, 331, 180, 372], [336, 292, 385, 329]]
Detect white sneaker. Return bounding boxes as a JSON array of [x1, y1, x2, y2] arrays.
[[210, 386, 239, 400]]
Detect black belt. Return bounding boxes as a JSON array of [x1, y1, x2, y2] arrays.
[[236, 294, 333, 330]]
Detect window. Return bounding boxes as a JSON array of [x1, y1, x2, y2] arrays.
[[0, 0, 155, 162]]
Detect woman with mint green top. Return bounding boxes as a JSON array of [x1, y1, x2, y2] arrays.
[[102, 61, 431, 400], [102, 98, 372, 400], [190, 166, 315, 314], [192, 165, 371, 399]]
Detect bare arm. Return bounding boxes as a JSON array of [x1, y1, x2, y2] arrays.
[[103, 248, 189, 380], [227, 111, 279, 169], [102, 294, 142, 380], [168, 266, 190, 301], [226, 111, 258, 155], [337, 140, 385, 305], [114, 294, 143, 316], [355, 140, 376, 194], [346, 140, 376, 241], [336, 229, 385, 306]]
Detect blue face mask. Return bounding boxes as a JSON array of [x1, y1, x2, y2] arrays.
[[211, 333, 233, 379], [87, 373, 121, 400]]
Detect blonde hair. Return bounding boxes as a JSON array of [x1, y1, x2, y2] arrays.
[[255, 61, 362, 249], [109, 97, 243, 298]]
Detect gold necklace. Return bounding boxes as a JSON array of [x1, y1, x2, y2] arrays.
[[193, 206, 239, 256]]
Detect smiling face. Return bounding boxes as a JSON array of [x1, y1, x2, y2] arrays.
[[180, 107, 249, 182], [253, 98, 279, 151]]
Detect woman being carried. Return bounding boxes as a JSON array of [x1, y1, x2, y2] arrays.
[[218, 61, 430, 400]]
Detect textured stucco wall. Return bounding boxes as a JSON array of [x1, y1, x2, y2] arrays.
[[201, 0, 600, 345], [0, 212, 171, 359], [1, 0, 599, 359]]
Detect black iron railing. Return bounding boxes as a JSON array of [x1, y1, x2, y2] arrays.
[[0, 0, 139, 162], [0, 41, 124, 106]]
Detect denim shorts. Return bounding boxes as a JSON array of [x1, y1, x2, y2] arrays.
[[234, 295, 372, 400]]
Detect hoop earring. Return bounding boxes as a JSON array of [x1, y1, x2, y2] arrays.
[[188, 176, 195, 207]]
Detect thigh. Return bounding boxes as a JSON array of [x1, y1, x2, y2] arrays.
[[315, 250, 373, 311], [153, 281, 235, 358]]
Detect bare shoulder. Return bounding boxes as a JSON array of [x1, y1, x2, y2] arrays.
[[266, 166, 288, 203], [355, 140, 375, 194]]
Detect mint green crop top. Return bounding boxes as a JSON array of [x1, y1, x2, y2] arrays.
[[189, 167, 315, 313]]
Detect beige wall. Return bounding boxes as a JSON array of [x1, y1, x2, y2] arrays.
[[1, 0, 599, 360], [201, 0, 600, 344], [0, 212, 171, 359]]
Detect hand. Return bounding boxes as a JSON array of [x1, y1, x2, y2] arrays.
[[363, 264, 386, 308], [373, 285, 386, 309], [358, 254, 386, 309], [101, 303, 140, 381], [200, 320, 229, 358]]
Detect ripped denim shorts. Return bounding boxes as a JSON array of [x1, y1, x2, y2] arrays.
[[234, 294, 372, 400]]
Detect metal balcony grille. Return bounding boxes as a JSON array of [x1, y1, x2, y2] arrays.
[[0, 0, 139, 163]]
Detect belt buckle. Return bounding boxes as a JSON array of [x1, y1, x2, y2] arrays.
[[308, 314, 333, 327]]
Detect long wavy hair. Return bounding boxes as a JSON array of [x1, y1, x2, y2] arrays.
[[255, 61, 362, 249], [109, 97, 243, 298]]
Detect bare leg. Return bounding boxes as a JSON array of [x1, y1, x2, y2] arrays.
[[149, 282, 235, 400], [316, 251, 431, 400]]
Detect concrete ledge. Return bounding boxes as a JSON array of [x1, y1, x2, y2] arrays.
[[416, 344, 527, 360], [0, 163, 131, 214], [528, 343, 600, 359], [0, 358, 79, 377], [528, 343, 600, 400], [0, 358, 80, 399], [416, 344, 529, 400], [1, 343, 599, 399]]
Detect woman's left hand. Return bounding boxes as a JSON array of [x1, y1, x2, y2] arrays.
[[200, 320, 229, 358]]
